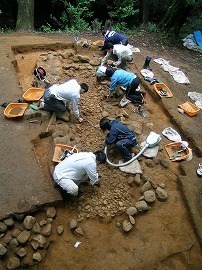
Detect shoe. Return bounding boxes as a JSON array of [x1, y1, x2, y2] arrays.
[[137, 107, 146, 117], [197, 163, 202, 176], [120, 96, 131, 107]]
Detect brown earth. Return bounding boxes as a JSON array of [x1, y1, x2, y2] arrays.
[[0, 31, 202, 270]]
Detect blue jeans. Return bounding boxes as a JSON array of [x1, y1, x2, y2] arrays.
[[116, 138, 137, 161]]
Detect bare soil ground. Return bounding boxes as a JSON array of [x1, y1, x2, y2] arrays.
[[0, 31, 202, 270]]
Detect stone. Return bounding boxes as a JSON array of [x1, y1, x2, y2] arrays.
[[122, 220, 133, 232], [159, 183, 166, 189], [46, 207, 57, 218], [23, 216, 36, 230], [156, 187, 168, 200], [57, 225, 64, 236], [3, 232, 12, 243], [119, 159, 142, 175], [134, 174, 141, 185], [70, 219, 77, 229], [4, 218, 14, 227], [126, 207, 138, 216], [40, 220, 47, 226], [32, 222, 41, 233], [127, 176, 134, 185], [13, 213, 25, 221], [0, 222, 7, 233], [141, 181, 152, 193], [145, 159, 155, 168], [47, 218, 54, 224], [12, 229, 21, 238], [30, 240, 39, 250], [41, 224, 52, 237], [33, 234, 46, 248], [33, 251, 42, 262], [160, 158, 169, 168], [144, 190, 156, 203], [141, 141, 159, 158], [18, 247, 26, 257], [7, 256, 20, 270], [74, 227, 84, 236], [9, 239, 19, 249], [17, 230, 31, 244], [129, 215, 135, 225], [116, 222, 121, 228], [135, 201, 149, 212], [0, 243, 7, 255]]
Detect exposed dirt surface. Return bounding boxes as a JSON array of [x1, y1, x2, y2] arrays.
[[0, 31, 202, 270]]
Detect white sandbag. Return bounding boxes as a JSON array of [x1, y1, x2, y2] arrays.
[[162, 127, 182, 142]]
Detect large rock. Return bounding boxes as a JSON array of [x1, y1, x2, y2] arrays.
[[17, 230, 31, 244], [0, 222, 7, 233], [0, 243, 7, 255], [7, 256, 20, 270], [156, 187, 168, 200], [135, 201, 149, 212], [122, 220, 133, 232], [46, 207, 56, 218], [126, 207, 138, 216], [41, 224, 52, 237], [144, 190, 156, 203], [23, 216, 36, 230]]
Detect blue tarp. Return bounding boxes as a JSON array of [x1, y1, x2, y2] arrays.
[[193, 30, 202, 48]]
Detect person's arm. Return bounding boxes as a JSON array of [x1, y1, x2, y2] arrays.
[[85, 163, 99, 185], [101, 51, 111, 65], [105, 128, 117, 145], [71, 96, 83, 122], [113, 50, 122, 66], [109, 77, 118, 92]]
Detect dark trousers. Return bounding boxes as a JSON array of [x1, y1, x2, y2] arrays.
[[116, 138, 137, 161], [126, 77, 146, 104], [44, 88, 66, 112]]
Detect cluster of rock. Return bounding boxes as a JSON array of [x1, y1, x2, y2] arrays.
[[120, 174, 168, 232], [0, 207, 63, 269]]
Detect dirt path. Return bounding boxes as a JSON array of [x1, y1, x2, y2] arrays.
[[0, 32, 201, 270]]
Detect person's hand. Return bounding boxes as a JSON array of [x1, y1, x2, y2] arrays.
[[78, 117, 83, 123]]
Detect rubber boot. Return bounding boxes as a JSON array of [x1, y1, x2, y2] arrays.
[[143, 56, 152, 71]]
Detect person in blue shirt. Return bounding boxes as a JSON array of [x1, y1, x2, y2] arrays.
[[105, 67, 146, 109], [100, 118, 137, 162], [100, 30, 128, 51]]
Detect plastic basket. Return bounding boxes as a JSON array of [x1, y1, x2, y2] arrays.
[[164, 141, 190, 161], [52, 144, 78, 163], [153, 83, 173, 98], [23, 87, 44, 101], [4, 103, 28, 118], [178, 101, 200, 116]]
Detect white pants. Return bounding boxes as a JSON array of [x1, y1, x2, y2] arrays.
[[53, 172, 87, 196]]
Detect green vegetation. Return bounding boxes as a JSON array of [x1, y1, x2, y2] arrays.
[[0, 0, 201, 42]]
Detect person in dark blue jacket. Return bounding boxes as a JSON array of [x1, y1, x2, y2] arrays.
[[100, 118, 138, 161], [100, 30, 128, 51]]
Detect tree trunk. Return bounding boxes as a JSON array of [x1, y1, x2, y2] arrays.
[[139, 0, 150, 24], [16, 0, 34, 31], [158, 0, 193, 35]]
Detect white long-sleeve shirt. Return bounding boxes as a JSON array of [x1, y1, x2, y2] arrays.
[[101, 44, 133, 66], [54, 152, 99, 185], [49, 79, 81, 117]]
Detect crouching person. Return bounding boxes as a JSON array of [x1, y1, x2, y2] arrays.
[[100, 118, 138, 162], [53, 151, 106, 196]]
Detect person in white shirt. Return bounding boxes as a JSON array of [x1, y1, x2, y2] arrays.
[[53, 151, 106, 196], [101, 42, 133, 69], [43, 79, 88, 122]]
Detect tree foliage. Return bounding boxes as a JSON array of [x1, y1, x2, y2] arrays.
[[0, 0, 201, 37]]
